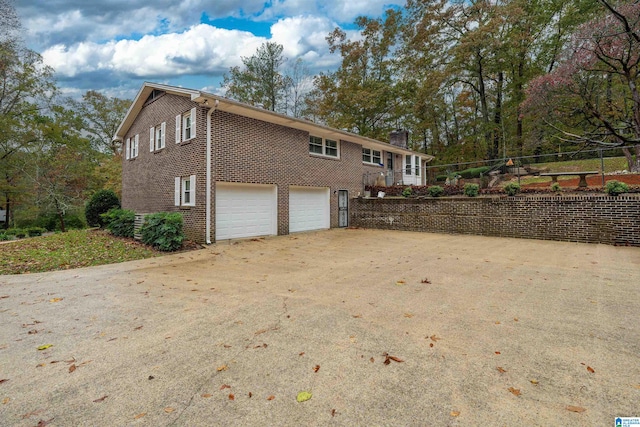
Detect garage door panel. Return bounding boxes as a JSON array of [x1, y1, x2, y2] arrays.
[[289, 187, 330, 233], [215, 183, 277, 240]]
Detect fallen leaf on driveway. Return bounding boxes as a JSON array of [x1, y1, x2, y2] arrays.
[[228, 394, 235, 400], [514, 318, 519, 322], [68, 364, 76, 373], [296, 391, 312, 402], [93, 396, 108, 403], [0, 295, 9, 299], [495, 321, 501, 324], [331, 409, 336, 417], [382, 353, 404, 365], [450, 411, 460, 417], [164, 407, 175, 413], [370, 357, 375, 363], [35, 419, 54, 427], [508, 387, 521, 396], [267, 395, 275, 401], [404, 313, 414, 318], [37, 344, 53, 351], [217, 365, 228, 371], [134, 413, 146, 419], [0, 379, 8, 384], [566, 406, 586, 413], [421, 278, 431, 284], [248, 392, 252, 398], [134, 326, 143, 330], [314, 365, 320, 373], [430, 335, 441, 342], [530, 379, 539, 385], [2, 397, 10, 404], [395, 280, 406, 286], [299, 352, 305, 356], [201, 394, 212, 398], [49, 298, 63, 303], [352, 314, 362, 318], [497, 367, 506, 373], [220, 384, 231, 390], [587, 366, 595, 374], [495, 351, 501, 355]]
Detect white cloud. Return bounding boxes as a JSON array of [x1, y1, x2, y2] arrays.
[[42, 24, 267, 79], [258, 0, 404, 23]]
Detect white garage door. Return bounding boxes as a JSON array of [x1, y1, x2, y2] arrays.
[[289, 186, 330, 233], [215, 183, 277, 240]]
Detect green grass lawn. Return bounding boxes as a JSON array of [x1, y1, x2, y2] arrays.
[[529, 156, 628, 173], [0, 229, 159, 275]]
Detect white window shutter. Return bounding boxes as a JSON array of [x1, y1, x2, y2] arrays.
[[175, 115, 181, 143], [161, 122, 166, 147], [189, 175, 196, 206], [175, 177, 181, 206], [125, 138, 130, 160], [134, 134, 139, 157], [190, 107, 196, 139], [150, 127, 154, 152]]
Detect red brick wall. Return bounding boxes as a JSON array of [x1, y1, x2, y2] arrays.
[[122, 93, 391, 243], [121, 93, 206, 243], [350, 195, 640, 246]]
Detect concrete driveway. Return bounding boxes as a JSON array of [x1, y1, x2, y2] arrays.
[[1, 229, 639, 426]]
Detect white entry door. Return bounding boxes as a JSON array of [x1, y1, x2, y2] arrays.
[[289, 186, 330, 233], [215, 183, 277, 240]]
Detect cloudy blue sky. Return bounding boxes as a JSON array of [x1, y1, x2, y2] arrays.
[[16, 0, 404, 100]]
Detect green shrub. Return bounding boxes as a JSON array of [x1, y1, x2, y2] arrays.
[[604, 180, 629, 196], [550, 182, 562, 192], [11, 228, 26, 238], [0, 232, 9, 241], [140, 212, 184, 251], [458, 166, 492, 179], [463, 183, 480, 197], [63, 214, 87, 230], [4, 228, 17, 237], [428, 185, 444, 197], [402, 187, 413, 197], [503, 182, 521, 196], [101, 208, 135, 238], [85, 190, 121, 227], [27, 227, 45, 237]]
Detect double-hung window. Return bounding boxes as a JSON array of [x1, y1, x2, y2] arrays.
[[175, 175, 196, 207], [415, 155, 420, 176], [405, 155, 412, 175], [176, 107, 197, 143], [309, 136, 339, 158], [362, 148, 382, 165], [150, 122, 166, 151], [125, 134, 139, 159]]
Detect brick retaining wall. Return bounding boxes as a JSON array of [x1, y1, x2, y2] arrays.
[[350, 195, 640, 246]]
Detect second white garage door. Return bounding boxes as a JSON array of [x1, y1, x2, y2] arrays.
[[215, 183, 277, 240], [289, 186, 330, 233]]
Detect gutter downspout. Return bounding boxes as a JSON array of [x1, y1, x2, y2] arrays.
[[206, 99, 219, 244]]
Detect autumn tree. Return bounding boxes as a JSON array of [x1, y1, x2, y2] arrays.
[[22, 107, 95, 231], [525, 0, 640, 171], [68, 90, 130, 155], [222, 42, 289, 112], [307, 10, 404, 141], [0, 42, 57, 227]]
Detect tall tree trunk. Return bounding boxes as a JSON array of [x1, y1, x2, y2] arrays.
[[492, 71, 504, 159], [516, 52, 525, 155], [476, 53, 491, 159], [3, 194, 10, 229], [622, 146, 640, 172], [54, 199, 66, 232]]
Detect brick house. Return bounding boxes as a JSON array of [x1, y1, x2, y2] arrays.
[[114, 82, 433, 243]]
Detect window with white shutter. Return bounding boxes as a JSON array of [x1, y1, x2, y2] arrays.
[[125, 138, 130, 160]]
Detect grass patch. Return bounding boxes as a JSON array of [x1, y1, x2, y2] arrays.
[[531, 156, 628, 173], [0, 229, 159, 275]]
